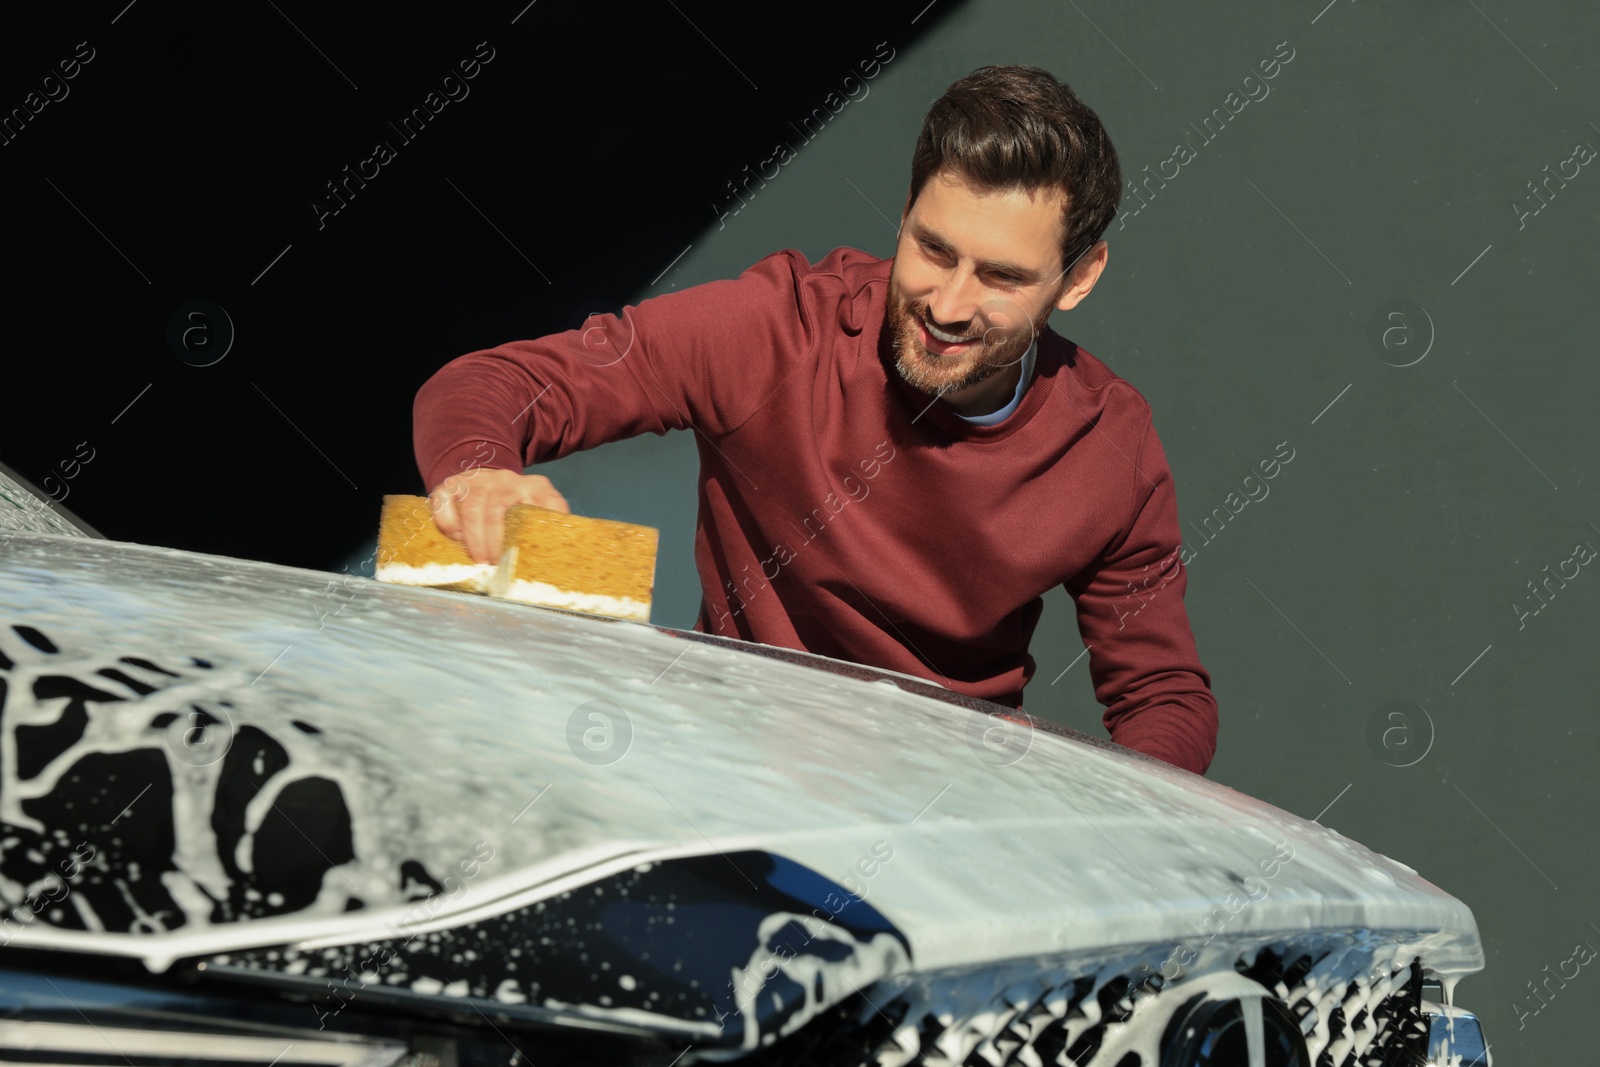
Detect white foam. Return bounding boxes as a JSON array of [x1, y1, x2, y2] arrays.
[[721, 910, 911, 1051], [374, 560, 492, 589], [375, 547, 650, 620], [495, 577, 650, 622], [0, 532, 1483, 1008]]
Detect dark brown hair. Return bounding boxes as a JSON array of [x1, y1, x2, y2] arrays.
[[908, 65, 1122, 274]]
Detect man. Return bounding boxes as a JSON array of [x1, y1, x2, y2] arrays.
[[414, 65, 1218, 775]]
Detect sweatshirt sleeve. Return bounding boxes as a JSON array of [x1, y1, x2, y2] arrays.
[[1065, 414, 1219, 775], [413, 250, 815, 494]]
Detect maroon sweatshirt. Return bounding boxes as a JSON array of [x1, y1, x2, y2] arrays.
[[414, 246, 1218, 774]]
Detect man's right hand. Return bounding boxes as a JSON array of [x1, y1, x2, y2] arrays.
[[428, 468, 570, 564]]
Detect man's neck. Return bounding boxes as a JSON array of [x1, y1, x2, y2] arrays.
[[940, 341, 1037, 421], [939, 364, 1022, 416]]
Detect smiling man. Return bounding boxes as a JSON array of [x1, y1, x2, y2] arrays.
[[414, 66, 1219, 774], [886, 171, 1093, 413]]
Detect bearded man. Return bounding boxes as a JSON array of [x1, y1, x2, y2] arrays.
[[413, 65, 1219, 774]]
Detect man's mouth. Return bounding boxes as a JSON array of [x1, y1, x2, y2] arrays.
[[918, 317, 977, 356]]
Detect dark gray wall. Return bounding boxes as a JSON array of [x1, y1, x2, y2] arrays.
[[538, 2, 1597, 1060]]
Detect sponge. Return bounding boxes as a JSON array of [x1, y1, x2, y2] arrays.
[[488, 504, 657, 622], [374, 495, 658, 622], [375, 494, 496, 593]]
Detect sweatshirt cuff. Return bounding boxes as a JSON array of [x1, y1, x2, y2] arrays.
[[421, 442, 522, 497], [1110, 717, 1215, 776]]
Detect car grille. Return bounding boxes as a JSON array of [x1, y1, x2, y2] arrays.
[[741, 946, 1429, 1067], [1239, 948, 1429, 1067]]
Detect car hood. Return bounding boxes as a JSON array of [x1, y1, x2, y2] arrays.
[[0, 533, 1482, 997]]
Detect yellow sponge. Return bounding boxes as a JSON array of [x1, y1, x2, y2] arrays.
[[375, 494, 495, 593], [374, 494, 658, 622]]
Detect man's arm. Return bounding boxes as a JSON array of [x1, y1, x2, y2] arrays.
[[415, 250, 813, 491], [1065, 416, 1218, 775], [412, 250, 813, 557]]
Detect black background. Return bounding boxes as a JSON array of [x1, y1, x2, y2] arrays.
[[1, 0, 952, 570]]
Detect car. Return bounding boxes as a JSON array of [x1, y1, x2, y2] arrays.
[[0, 462, 1490, 1066]]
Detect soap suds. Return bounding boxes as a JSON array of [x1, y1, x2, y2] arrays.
[[1, 532, 1485, 1057]]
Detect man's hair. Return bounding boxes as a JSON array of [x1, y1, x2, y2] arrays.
[[908, 65, 1122, 276]]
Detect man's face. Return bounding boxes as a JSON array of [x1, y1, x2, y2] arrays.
[[886, 169, 1080, 411]]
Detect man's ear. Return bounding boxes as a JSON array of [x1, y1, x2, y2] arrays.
[[1055, 240, 1108, 312]]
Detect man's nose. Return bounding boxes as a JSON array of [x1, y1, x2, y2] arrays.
[[925, 268, 984, 328]]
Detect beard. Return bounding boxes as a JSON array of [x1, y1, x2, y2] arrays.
[[885, 271, 1057, 398]]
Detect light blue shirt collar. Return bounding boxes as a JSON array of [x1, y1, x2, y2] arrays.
[[952, 340, 1038, 426]]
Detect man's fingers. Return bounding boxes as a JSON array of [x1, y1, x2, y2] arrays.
[[480, 499, 510, 564], [427, 487, 461, 539], [430, 475, 494, 562], [520, 474, 569, 515], [429, 469, 568, 562], [535, 487, 571, 514]]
